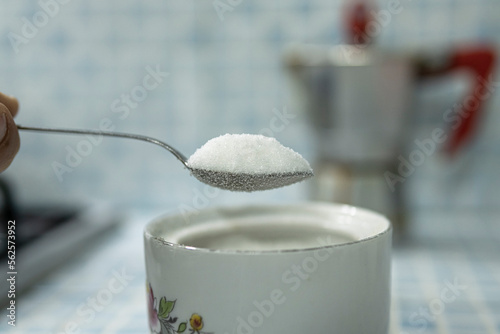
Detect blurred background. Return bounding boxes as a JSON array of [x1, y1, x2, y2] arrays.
[[0, 0, 499, 333], [0, 0, 498, 212]]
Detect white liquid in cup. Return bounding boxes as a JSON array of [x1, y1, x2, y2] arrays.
[[176, 222, 356, 251], [158, 212, 369, 252]]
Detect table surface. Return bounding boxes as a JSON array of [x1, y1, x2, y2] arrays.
[[1, 209, 499, 334]]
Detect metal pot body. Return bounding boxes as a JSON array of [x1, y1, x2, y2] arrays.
[[287, 45, 414, 165]]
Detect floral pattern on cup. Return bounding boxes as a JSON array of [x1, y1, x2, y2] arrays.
[[147, 283, 213, 334]]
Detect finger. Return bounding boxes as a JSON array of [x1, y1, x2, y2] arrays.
[[0, 92, 19, 117], [0, 103, 21, 173]]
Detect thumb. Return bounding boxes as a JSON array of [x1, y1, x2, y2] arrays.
[[0, 104, 20, 173]]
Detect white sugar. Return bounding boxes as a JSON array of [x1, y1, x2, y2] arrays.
[[187, 134, 312, 175]]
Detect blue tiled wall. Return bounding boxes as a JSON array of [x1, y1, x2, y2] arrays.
[[0, 0, 499, 211]]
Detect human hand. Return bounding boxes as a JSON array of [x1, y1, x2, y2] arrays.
[[0, 92, 20, 172]]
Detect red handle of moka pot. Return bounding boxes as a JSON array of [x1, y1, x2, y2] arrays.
[[445, 45, 496, 155], [343, 0, 376, 45], [417, 45, 496, 156]]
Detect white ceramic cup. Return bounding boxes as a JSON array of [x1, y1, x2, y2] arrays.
[[144, 202, 392, 334]]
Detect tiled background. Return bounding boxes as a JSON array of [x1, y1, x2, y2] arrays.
[[0, 0, 499, 212], [0, 1, 500, 333]]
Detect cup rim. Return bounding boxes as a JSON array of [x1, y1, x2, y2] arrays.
[[144, 202, 392, 254]]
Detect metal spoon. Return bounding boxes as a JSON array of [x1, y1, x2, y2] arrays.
[[17, 125, 313, 192]]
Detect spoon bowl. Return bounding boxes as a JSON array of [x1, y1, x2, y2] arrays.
[[190, 169, 314, 192]]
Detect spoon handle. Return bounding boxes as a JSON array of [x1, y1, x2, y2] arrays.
[[17, 125, 188, 167]]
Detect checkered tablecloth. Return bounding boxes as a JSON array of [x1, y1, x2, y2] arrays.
[[1, 209, 499, 334]]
